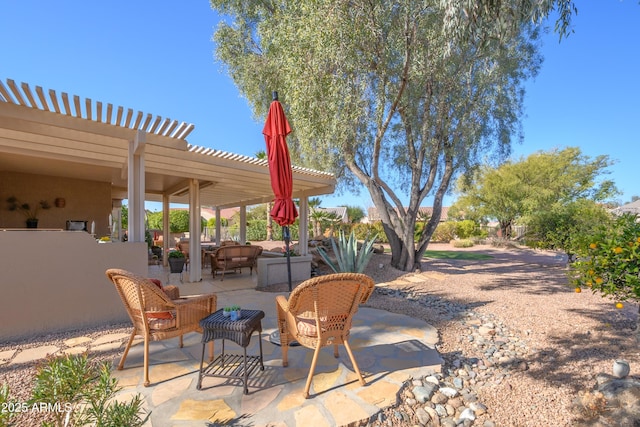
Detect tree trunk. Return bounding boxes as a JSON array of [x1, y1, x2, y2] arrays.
[[385, 222, 419, 271], [499, 219, 512, 239]]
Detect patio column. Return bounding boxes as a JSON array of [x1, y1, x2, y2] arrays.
[[162, 194, 170, 266], [128, 130, 146, 244], [215, 207, 221, 245], [299, 196, 309, 255], [188, 179, 202, 282], [239, 205, 247, 244]]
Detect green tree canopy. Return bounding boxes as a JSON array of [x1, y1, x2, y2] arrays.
[[145, 209, 205, 234], [211, 0, 542, 270], [450, 147, 619, 238]]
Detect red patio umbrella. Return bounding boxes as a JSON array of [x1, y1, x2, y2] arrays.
[[263, 91, 298, 292], [263, 92, 298, 227]]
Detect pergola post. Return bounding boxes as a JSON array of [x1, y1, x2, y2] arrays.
[[128, 130, 146, 244], [162, 194, 170, 266], [299, 196, 309, 255], [215, 207, 221, 245], [240, 205, 247, 244], [188, 179, 202, 282]]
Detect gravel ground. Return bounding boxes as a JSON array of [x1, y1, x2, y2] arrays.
[[360, 243, 640, 426], [2, 242, 639, 426]]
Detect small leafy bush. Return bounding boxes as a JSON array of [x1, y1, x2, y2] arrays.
[[487, 237, 519, 248], [0, 383, 14, 426], [430, 222, 457, 243], [451, 239, 474, 248], [28, 354, 149, 427], [570, 213, 640, 305], [455, 220, 479, 239]]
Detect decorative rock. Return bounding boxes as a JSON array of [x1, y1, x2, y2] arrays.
[[440, 417, 457, 427], [415, 407, 431, 425], [425, 375, 440, 385], [434, 404, 448, 417], [439, 387, 458, 398], [413, 384, 438, 403], [458, 407, 476, 421], [469, 402, 488, 415], [452, 377, 464, 389], [431, 392, 448, 405], [445, 403, 455, 416], [613, 360, 630, 378]]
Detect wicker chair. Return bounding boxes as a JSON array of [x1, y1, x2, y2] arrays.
[[275, 273, 375, 398], [105, 269, 217, 386]]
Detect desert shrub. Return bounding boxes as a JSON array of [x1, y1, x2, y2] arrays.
[[455, 220, 479, 239], [570, 213, 640, 306], [247, 219, 299, 241], [451, 239, 474, 248], [431, 221, 457, 243], [369, 221, 388, 243], [351, 222, 372, 240], [247, 219, 267, 241], [487, 237, 519, 248], [15, 354, 150, 427], [0, 383, 13, 426]]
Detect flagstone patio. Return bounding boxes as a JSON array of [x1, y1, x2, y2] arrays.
[[3, 264, 442, 426]]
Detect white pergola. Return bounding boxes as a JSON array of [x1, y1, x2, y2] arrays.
[[0, 78, 336, 281]]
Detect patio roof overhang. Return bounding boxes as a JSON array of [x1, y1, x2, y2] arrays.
[[0, 78, 336, 209]]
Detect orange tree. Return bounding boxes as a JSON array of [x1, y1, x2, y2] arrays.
[[570, 213, 640, 340]]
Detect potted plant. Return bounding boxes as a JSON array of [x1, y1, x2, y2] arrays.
[[230, 305, 241, 321], [6, 196, 51, 228], [223, 306, 231, 317], [168, 250, 186, 273]]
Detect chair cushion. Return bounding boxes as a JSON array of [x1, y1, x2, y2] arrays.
[[149, 278, 163, 291], [231, 257, 248, 262], [148, 314, 176, 330], [296, 317, 318, 337]]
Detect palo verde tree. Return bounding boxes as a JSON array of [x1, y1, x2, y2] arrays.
[[211, 0, 542, 270], [450, 147, 618, 239]]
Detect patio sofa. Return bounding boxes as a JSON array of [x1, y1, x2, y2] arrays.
[[210, 245, 263, 280]]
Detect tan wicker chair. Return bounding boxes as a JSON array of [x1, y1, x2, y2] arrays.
[[105, 269, 217, 386], [275, 273, 375, 398]]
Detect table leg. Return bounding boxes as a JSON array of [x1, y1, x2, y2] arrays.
[[243, 346, 248, 394], [197, 343, 206, 390], [259, 331, 264, 370]]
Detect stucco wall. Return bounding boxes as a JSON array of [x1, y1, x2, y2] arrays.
[[0, 230, 147, 341], [0, 171, 112, 236]]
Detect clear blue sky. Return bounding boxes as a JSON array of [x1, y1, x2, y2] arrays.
[[2, 1, 638, 211]]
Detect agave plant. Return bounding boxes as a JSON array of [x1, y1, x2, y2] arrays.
[[317, 230, 378, 273]]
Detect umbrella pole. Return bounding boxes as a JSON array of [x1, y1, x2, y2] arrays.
[[283, 225, 292, 293], [269, 224, 299, 346]]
